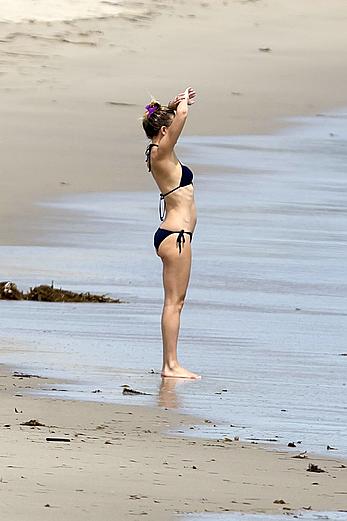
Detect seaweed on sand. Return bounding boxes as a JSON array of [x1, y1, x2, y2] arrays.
[[0, 281, 122, 303], [0, 281, 23, 300]]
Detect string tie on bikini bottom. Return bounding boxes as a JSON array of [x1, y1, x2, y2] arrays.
[[177, 230, 185, 254], [159, 194, 166, 221]]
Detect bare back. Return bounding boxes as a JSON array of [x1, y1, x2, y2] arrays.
[[148, 146, 197, 232]]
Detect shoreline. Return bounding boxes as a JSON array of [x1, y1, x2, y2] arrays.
[[1, 2, 347, 517], [2, 103, 346, 249], [1, 110, 346, 462], [1, 362, 347, 520], [2, 0, 347, 243]]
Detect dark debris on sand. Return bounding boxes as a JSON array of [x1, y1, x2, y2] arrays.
[[122, 385, 152, 396], [0, 281, 122, 303], [20, 419, 46, 427], [307, 463, 325, 473], [12, 371, 44, 379]]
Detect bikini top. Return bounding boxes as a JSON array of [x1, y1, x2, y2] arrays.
[[145, 143, 194, 221]]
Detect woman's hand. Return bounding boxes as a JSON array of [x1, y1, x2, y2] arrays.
[[160, 87, 196, 153], [186, 87, 197, 105], [168, 87, 197, 109], [181, 87, 197, 106], [167, 93, 186, 110]]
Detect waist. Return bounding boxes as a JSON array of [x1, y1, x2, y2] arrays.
[[158, 184, 195, 222], [160, 209, 197, 232]]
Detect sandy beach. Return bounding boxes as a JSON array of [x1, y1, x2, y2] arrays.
[[1, 1, 347, 520], [1, 364, 347, 520], [1, 0, 347, 243]]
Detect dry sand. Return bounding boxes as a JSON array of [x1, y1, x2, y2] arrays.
[[1, 0, 347, 242], [1, 2, 347, 519], [1, 1, 124, 23], [1, 365, 346, 520]]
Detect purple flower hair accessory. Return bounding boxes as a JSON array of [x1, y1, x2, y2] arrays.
[[145, 104, 157, 117]]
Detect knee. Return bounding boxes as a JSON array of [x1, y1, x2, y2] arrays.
[[164, 294, 186, 313], [177, 296, 185, 312]]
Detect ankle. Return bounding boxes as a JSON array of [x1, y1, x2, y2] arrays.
[[162, 360, 179, 370]]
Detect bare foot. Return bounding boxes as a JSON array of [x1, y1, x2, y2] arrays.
[[161, 364, 201, 379]]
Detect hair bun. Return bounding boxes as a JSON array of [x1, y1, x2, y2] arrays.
[[142, 99, 175, 138], [148, 99, 161, 109], [145, 100, 160, 118]]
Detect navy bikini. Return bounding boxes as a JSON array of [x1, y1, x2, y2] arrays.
[[145, 143, 194, 253]]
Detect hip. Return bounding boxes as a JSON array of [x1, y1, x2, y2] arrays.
[[153, 227, 194, 254]]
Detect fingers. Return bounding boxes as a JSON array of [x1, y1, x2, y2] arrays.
[[175, 94, 186, 103], [173, 88, 197, 106], [176, 88, 196, 99], [188, 90, 197, 105]]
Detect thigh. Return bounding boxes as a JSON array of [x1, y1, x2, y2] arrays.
[[159, 234, 192, 303]]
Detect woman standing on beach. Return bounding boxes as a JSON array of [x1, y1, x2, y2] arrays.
[[143, 87, 200, 379]]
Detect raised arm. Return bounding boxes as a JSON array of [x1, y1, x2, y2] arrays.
[[159, 87, 196, 154]]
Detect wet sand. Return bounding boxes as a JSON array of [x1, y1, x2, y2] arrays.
[[0, 110, 346, 521], [1, 2, 347, 519], [185, 513, 347, 521], [1, 112, 346, 460], [2, 0, 347, 243], [1, 365, 347, 521], [1, 112, 347, 519]]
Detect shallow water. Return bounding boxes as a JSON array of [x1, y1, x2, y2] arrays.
[[0, 111, 346, 459]]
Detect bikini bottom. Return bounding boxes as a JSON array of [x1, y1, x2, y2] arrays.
[[153, 228, 193, 254]]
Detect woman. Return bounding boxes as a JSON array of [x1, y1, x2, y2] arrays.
[[143, 87, 201, 379]]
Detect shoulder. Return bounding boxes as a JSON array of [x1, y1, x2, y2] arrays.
[[155, 147, 177, 166]]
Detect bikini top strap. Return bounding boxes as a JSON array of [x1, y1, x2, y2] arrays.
[[145, 143, 159, 172], [160, 185, 180, 199]]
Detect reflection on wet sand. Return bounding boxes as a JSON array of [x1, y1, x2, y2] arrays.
[[158, 377, 199, 409], [0, 113, 346, 458]]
